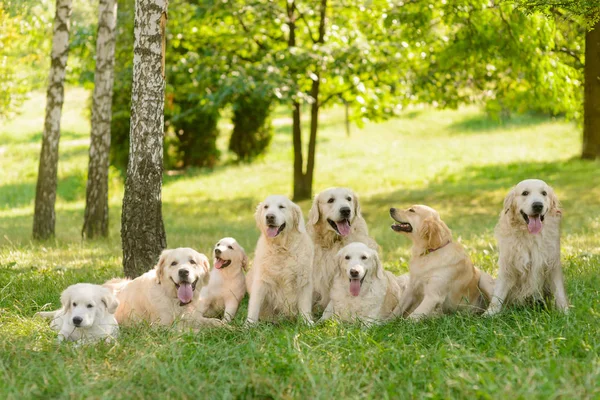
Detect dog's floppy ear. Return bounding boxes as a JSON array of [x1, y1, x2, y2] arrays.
[[291, 202, 306, 233], [352, 190, 362, 220], [155, 249, 172, 284], [239, 247, 249, 272], [372, 250, 385, 280], [199, 253, 211, 286], [547, 186, 561, 216], [101, 290, 120, 314], [307, 194, 320, 226], [254, 202, 264, 231], [335, 248, 347, 278], [503, 187, 517, 216], [420, 217, 452, 250], [60, 286, 73, 311]]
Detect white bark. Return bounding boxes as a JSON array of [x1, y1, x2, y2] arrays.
[[33, 0, 73, 240], [82, 0, 118, 239], [121, 0, 168, 277]]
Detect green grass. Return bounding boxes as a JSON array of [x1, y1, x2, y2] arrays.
[[1, 88, 599, 399]]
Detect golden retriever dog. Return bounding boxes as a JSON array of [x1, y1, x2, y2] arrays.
[[246, 195, 314, 325], [389, 205, 494, 319], [307, 187, 378, 309], [36, 283, 119, 343], [484, 179, 568, 316], [319, 242, 409, 326], [105, 248, 221, 328], [196, 237, 248, 323]]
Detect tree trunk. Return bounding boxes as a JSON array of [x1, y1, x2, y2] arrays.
[[33, 0, 73, 240], [82, 0, 118, 239], [344, 98, 351, 137], [583, 20, 600, 160], [292, 101, 308, 200], [121, 0, 168, 278]]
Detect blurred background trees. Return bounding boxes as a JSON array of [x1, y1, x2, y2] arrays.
[[2, 0, 598, 220]]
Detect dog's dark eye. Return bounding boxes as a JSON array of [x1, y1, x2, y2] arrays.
[[87, 304, 93, 309], [279, 205, 285, 209], [328, 198, 335, 203], [522, 191, 529, 196], [346, 197, 351, 202], [217, 243, 220, 246], [189, 259, 196, 265], [345, 255, 350, 260], [361, 255, 367, 260], [541, 191, 547, 196], [264, 204, 268, 209], [228, 245, 234, 250], [72, 302, 77, 307], [409, 208, 415, 213], [171, 261, 178, 266]]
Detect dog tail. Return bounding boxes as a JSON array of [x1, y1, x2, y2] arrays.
[[103, 278, 130, 294]]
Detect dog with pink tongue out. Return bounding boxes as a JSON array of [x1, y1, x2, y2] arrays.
[[196, 238, 248, 323], [484, 179, 569, 316], [319, 242, 408, 326], [105, 248, 222, 329], [307, 188, 379, 311]]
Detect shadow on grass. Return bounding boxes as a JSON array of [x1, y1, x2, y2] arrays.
[[448, 112, 554, 134]]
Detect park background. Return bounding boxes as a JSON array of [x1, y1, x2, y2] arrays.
[[1, 0, 599, 398]]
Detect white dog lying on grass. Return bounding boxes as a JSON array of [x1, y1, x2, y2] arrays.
[[36, 283, 120, 344]]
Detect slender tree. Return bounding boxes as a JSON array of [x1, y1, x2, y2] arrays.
[[82, 0, 118, 239], [121, 0, 168, 278], [33, 0, 73, 240], [583, 19, 600, 159]]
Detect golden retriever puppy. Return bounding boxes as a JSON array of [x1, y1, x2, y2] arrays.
[[389, 205, 494, 319], [105, 248, 221, 328], [307, 187, 378, 309], [319, 242, 409, 326], [246, 195, 314, 325], [196, 237, 248, 323], [36, 283, 119, 343], [484, 179, 568, 316]]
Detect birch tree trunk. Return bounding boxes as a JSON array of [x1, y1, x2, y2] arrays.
[[33, 0, 73, 240], [582, 19, 600, 160], [121, 0, 168, 278], [82, 0, 118, 239]]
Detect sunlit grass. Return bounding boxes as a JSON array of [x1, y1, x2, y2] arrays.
[[0, 88, 599, 398]]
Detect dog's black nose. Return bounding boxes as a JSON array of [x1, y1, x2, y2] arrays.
[[532, 202, 544, 214], [214, 248, 221, 256], [390, 207, 396, 214], [266, 214, 276, 223], [350, 269, 359, 278], [72, 316, 83, 326], [340, 207, 351, 218], [179, 269, 189, 278]]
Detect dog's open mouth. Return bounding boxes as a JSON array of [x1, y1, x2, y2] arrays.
[[391, 222, 413, 233], [171, 277, 199, 306], [328, 219, 351, 236], [266, 223, 286, 238], [520, 210, 544, 235], [349, 276, 366, 297], [214, 257, 232, 269]]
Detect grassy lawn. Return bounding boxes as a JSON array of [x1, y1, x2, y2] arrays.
[[1, 88, 599, 399]]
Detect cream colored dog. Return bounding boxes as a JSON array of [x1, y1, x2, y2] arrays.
[[105, 248, 221, 328], [390, 205, 494, 319], [246, 195, 314, 325], [197, 237, 248, 323], [307, 187, 378, 309], [484, 179, 568, 316], [319, 242, 409, 326], [36, 283, 119, 343]]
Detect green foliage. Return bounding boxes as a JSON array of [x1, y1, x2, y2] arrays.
[[514, 0, 600, 28], [2, 90, 600, 398], [229, 92, 273, 162]]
